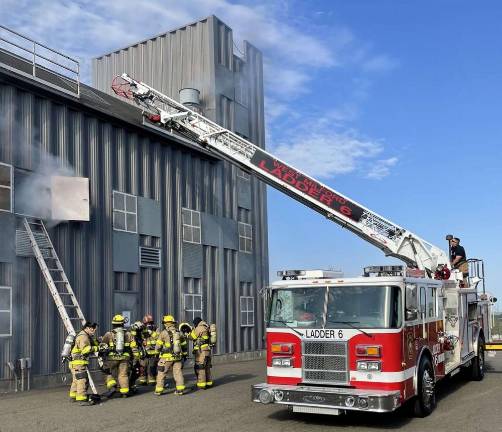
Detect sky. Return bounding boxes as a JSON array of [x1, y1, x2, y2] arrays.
[[2, 0, 502, 303]]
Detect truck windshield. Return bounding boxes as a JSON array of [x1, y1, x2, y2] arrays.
[[326, 285, 401, 329], [268, 285, 402, 329], [269, 287, 326, 328]]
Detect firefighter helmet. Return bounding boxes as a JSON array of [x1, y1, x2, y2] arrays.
[[162, 315, 176, 324], [143, 314, 154, 324], [112, 314, 126, 325]]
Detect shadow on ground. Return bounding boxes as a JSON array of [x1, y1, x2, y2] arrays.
[[266, 368, 476, 429]]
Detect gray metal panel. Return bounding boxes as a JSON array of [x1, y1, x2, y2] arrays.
[[137, 196, 162, 237], [182, 242, 203, 278], [0, 213, 15, 263], [222, 218, 238, 250], [113, 291, 140, 323], [201, 212, 220, 247], [112, 231, 139, 273], [237, 177, 251, 210], [234, 102, 250, 138], [215, 65, 235, 100], [238, 252, 255, 282]]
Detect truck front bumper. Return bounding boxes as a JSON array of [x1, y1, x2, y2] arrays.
[[252, 383, 402, 414]]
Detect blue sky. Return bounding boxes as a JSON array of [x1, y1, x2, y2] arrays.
[[2, 1, 501, 303]]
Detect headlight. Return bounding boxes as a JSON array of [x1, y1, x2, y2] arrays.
[[258, 389, 274, 404], [272, 357, 293, 367], [357, 360, 381, 371]]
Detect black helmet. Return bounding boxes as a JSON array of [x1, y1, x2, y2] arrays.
[[193, 317, 202, 327], [83, 321, 97, 330]]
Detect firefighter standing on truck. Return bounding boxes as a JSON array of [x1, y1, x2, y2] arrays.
[[190, 317, 216, 389], [154, 315, 185, 396], [138, 314, 159, 385], [100, 314, 140, 397], [67, 321, 98, 405]]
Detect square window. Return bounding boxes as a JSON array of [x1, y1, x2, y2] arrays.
[[192, 227, 201, 243], [192, 211, 200, 227], [126, 213, 137, 233], [125, 195, 136, 212], [0, 188, 11, 212], [183, 226, 192, 243], [113, 210, 126, 231], [0, 165, 11, 187], [113, 192, 125, 211], [0, 289, 10, 310], [182, 208, 201, 244], [194, 295, 202, 311], [0, 311, 11, 336], [182, 209, 191, 225]]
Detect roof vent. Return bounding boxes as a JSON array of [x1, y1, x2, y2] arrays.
[[179, 88, 201, 112]]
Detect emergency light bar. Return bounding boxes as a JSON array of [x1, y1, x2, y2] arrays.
[[363, 265, 405, 277], [277, 269, 343, 280]]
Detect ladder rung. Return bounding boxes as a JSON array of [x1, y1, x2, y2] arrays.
[[63, 304, 78, 308], [53, 281, 67, 283], [48, 268, 61, 271], [28, 221, 43, 225], [58, 292, 73, 296]]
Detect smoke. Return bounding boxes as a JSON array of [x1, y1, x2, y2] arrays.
[[0, 109, 77, 226]]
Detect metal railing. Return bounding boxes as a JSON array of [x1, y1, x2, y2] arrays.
[[0, 24, 80, 97]]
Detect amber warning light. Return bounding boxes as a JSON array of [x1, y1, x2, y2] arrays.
[[271, 343, 294, 355]]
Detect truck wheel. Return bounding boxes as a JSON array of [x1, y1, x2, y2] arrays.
[[470, 338, 485, 381], [413, 357, 436, 417]]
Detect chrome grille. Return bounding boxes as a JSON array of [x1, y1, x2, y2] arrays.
[[302, 340, 348, 385]]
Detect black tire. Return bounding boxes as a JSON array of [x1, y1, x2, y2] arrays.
[[413, 357, 436, 417], [470, 338, 485, 381]]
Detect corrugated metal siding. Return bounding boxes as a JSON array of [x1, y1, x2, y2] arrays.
[[0, 75, 267, 379]]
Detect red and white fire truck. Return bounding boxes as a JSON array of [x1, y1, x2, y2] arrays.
[[253, 265, 495, 417], [110, 74, 498, 418]]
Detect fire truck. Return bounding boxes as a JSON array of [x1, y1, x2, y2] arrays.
[[110, 74, 499, 418]]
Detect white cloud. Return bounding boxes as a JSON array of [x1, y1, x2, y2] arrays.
[[366, 157, 399, 180], [272, 130, 384, 179]]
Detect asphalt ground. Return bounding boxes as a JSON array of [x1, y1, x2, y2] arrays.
[[0, 353, 501, 432]]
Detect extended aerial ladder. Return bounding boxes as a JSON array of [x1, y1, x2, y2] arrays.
[[112, 74, 449, 276], [23, 217, 98, 394]]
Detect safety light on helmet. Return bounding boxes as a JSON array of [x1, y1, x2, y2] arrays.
[[357, 360, 381, 371], [272, 357, 293, 367], [356, 345, 381, 357], [271, 343, 294, 355]]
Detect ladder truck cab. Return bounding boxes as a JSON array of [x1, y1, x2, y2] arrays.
[[109, 74, 499, 417], [252, 264, 495, 417]]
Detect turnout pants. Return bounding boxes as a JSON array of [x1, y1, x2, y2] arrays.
[[139, 356, 158, 384], [194, 350, 212, 388], [155, 358, 185, 393], [104, 359, 130, 394], [69, 365, 89, 401]]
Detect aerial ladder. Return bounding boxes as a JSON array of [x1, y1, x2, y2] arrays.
[[112, 74, 449, 276], [111, 74, 500, 351]]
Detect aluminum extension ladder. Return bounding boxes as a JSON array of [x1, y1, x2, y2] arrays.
[[23, 217, 98, 394]]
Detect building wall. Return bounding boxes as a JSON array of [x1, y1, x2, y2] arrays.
[[93, 15, 269, 356], [0, 70, 267, 379]]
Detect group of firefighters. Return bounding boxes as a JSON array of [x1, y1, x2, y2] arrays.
[[66, 313, 215, 406]]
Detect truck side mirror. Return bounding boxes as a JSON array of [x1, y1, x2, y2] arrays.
[[406, 308, 418, 321], [405, 284, 418, 321]]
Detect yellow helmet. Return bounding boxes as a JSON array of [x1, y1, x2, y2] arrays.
[[112, 314, 125, 325], [162, 314, 176, 324]]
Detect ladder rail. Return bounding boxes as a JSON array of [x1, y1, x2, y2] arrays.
[[114, 74, 449, 273], [23, 218, 97, 394]]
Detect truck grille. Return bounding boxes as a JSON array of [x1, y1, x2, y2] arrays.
[[302, 340, 348, 385]]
